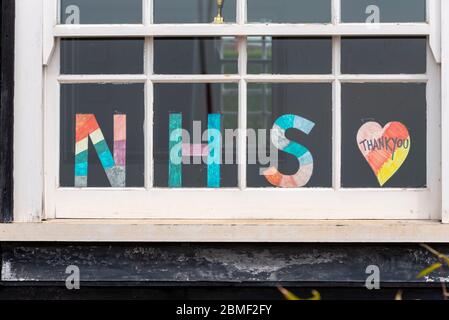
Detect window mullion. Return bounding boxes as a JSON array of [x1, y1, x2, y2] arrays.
[[145, 35, 154, 188], [333, 36, 342, 190], [237, 0, 247, 24], [143, 0, 153, 25], [332, 0, 341, 25], [238, 35, 247, 189], [144, 0, 153, 189]]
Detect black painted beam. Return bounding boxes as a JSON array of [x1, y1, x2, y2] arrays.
[[0, 286, 446, 300], [0, 0, 14, 223], [1, 244, 447, 285]]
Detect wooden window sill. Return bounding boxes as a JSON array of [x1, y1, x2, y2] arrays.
[[0, 219, 448, 242]]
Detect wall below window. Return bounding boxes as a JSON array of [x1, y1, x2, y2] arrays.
[[1, 243, 448, 300]]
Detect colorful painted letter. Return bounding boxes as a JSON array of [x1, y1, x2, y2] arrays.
[[207, 114, 221, 188], [357, 121, 410, 186], [169, 113, 183, 188], [168, 113, 222, 188], [75, 114, 126, 188], [263, 114, 315, 188]]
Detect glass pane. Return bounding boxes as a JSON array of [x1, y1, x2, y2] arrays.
[[341, 0, 426, 23], [248, 37, 332, 74], [341, 83, 426, 188], [247, 0, 331, 23], [154, 37, 238, 74], [61, 39, 144, 75], [154, 0, 236, 23], [60, 84, 145, 188], [341, 37, 426, 74], [154, 83, 238, 188], [60, 0, 142, 24], [247, 83, 332, 188]]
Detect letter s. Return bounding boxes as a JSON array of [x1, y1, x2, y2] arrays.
[[263, 114, 315, 188]]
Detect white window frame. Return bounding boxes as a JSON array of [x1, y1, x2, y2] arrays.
[[8, 0, 449, 242]]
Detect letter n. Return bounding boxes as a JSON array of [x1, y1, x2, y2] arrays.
[[75, 114, 126, 187]]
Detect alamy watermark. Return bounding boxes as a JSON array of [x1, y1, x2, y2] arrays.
[[65, 265, 80, 290], [170, 123, 279, 175], [365, 265, 381, 290]]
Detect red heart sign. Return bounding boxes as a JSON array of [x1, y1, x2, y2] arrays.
[[357, 121, 411, 186]]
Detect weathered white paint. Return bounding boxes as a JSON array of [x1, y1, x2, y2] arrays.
[[52, 23, 431, 37], [12, 0, 445, 228], [43, 0, 57, 65], [14, 0, 44, 222], [427, 45, 442, 221], [237, 0, 246, 24], [332, 36, 342, 189], [145, 36, 154, 188], [49, 188, 434, 219], [237, 34, 247, 189], [143, 0, 152, 25], [429, 0, 441, 63], [57, 74, 428, 84], [57, 74, 147, 83], [441, 0, 449, 223], [332, 0, 341, 25], [46, 60, 440, 219], [0, 220, 449, 243]]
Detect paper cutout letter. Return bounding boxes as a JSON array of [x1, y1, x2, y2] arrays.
[[182, 144, 209, 157], [263, 114, 315, 188], [169, 114, 183, 188], [207, 114, 221, 188], [357, 121, 411, 186], [168, 113, 222, 188], [75, 114, 126, 187]]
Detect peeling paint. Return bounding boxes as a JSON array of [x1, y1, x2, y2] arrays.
[[2, 244, 447, 284], [197, 249, 347, 275], [1, 261, 15, 281]]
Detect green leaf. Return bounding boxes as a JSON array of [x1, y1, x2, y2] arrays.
[[417, 262, 443, 279]]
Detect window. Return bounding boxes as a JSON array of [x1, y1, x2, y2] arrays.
[[13, 0, 445, 224]]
